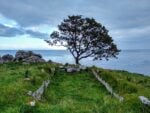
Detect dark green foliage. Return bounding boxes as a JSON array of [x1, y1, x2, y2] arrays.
[[20, 104, 38, 113], [24, 70, 30, 78], [126, 76, 131, 81], [64, 63, 69, 66], [48, 59, 52, 63], [31, 76, 36, 85], [46, 15, 120, 64], [140, 104, 150, 113]]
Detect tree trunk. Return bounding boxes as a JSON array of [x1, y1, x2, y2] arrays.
[[75, 57, 80, 65]]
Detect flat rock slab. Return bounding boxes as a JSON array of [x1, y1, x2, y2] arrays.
[[32, 80, 50, 100], [139, 96, 150, 105]]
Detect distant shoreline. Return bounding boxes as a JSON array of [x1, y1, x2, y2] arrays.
[[0, 50, 150, 76]]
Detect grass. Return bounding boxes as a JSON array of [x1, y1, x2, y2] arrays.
[[0, 63, 150, 113], [95, 68, 150, 98], [0, 62, 55, 113]]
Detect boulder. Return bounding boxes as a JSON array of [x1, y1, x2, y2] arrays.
[[27, 91, 33, 96], [29, 100, 36, 107], [2, 54, 14, 63], [0, 56, 3, 64], [15, 50, 30, 61], [22, 56, 45, 63], [65, 65, 87, 73], [139, 96, 150, 105], [79, 65, 87, 70], [66, 66, 80, 72], [15, 50, 45, 63]]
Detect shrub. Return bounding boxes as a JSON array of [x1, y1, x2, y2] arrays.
[[24, 70, 30, 78]]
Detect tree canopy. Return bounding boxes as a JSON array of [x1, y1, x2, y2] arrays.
[[46, 15, 120, 64]]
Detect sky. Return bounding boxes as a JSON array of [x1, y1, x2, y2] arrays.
[[0, 0, 150, 50]]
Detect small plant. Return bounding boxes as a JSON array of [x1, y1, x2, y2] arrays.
[[24, 70, 30, 78], [65, 63, 69, 66], [31, 76, 36, 85], [20, 104, 38, 113], [43, 67, 51, 74], [126, 76, 131, 81], [48, 59, 52, 63]]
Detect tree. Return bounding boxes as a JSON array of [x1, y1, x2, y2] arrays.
[[46, 15, 120, 64]]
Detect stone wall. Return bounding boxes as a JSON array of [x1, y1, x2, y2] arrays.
[[139, 96, 150, 106], [92, 69, 124, 102]]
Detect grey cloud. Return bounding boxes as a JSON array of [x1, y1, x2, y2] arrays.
[[25, 30, 48, 39], [0, 0, 150, 29], [0, 23, 24, 37], [0, 23, 48, 38], [0, 0, 150, 49]]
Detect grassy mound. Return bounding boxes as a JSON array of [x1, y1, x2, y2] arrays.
[[0, 63, 149, 113]]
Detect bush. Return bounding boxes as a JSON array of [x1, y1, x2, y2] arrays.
[[64, 63, 69, 66], [24, 70, 30, 78]]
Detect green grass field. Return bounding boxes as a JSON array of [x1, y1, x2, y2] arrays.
[[0, 63, 149, 113]]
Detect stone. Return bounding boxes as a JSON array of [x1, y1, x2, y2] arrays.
[[92, 69, 124, 102], [22, 56, 45, 63], [15, 50, 30, 61], [79, 65, 87, 70], [24, 78, 31, 81], [29, 100, 36, 107], [139, 96, 150, 105], [66, 66, 80, 72], [0, 56, 3, 64], [32, 80, 50, 100], [15, 50, 45, 63], [41, 68, 45, 73], [27, 91, 33, 96], [51, 68, 56, 73], [2, 54, 14, 63], [59, 65, 64, 69]]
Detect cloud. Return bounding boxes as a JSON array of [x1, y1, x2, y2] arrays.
[[0, 23, 48, 38], [0, 36, 66, 50], [25, 30, 48, 39], [110, 26, 150, 39], [0, 0, 150, 37], [0, 0, 150, 49], [0, 0, 150, 29], [0, 23, 23, 37]]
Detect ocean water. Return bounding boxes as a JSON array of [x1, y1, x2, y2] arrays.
[[0, 50, 150, 76]]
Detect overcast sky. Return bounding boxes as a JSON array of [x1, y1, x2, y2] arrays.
[[0, 0, 150, 50]]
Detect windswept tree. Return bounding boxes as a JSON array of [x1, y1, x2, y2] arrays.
[[46, 15, 120, 64]]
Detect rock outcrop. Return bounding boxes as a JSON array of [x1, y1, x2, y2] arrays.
[[15, 50, 45, 63], [0, 56, 3, 64], [22, 55, 45, 64], [0, 50, 45, 64], [1, 54, 14, 63]]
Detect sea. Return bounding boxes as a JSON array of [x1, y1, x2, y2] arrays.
[[0, 50, 150, 76]]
